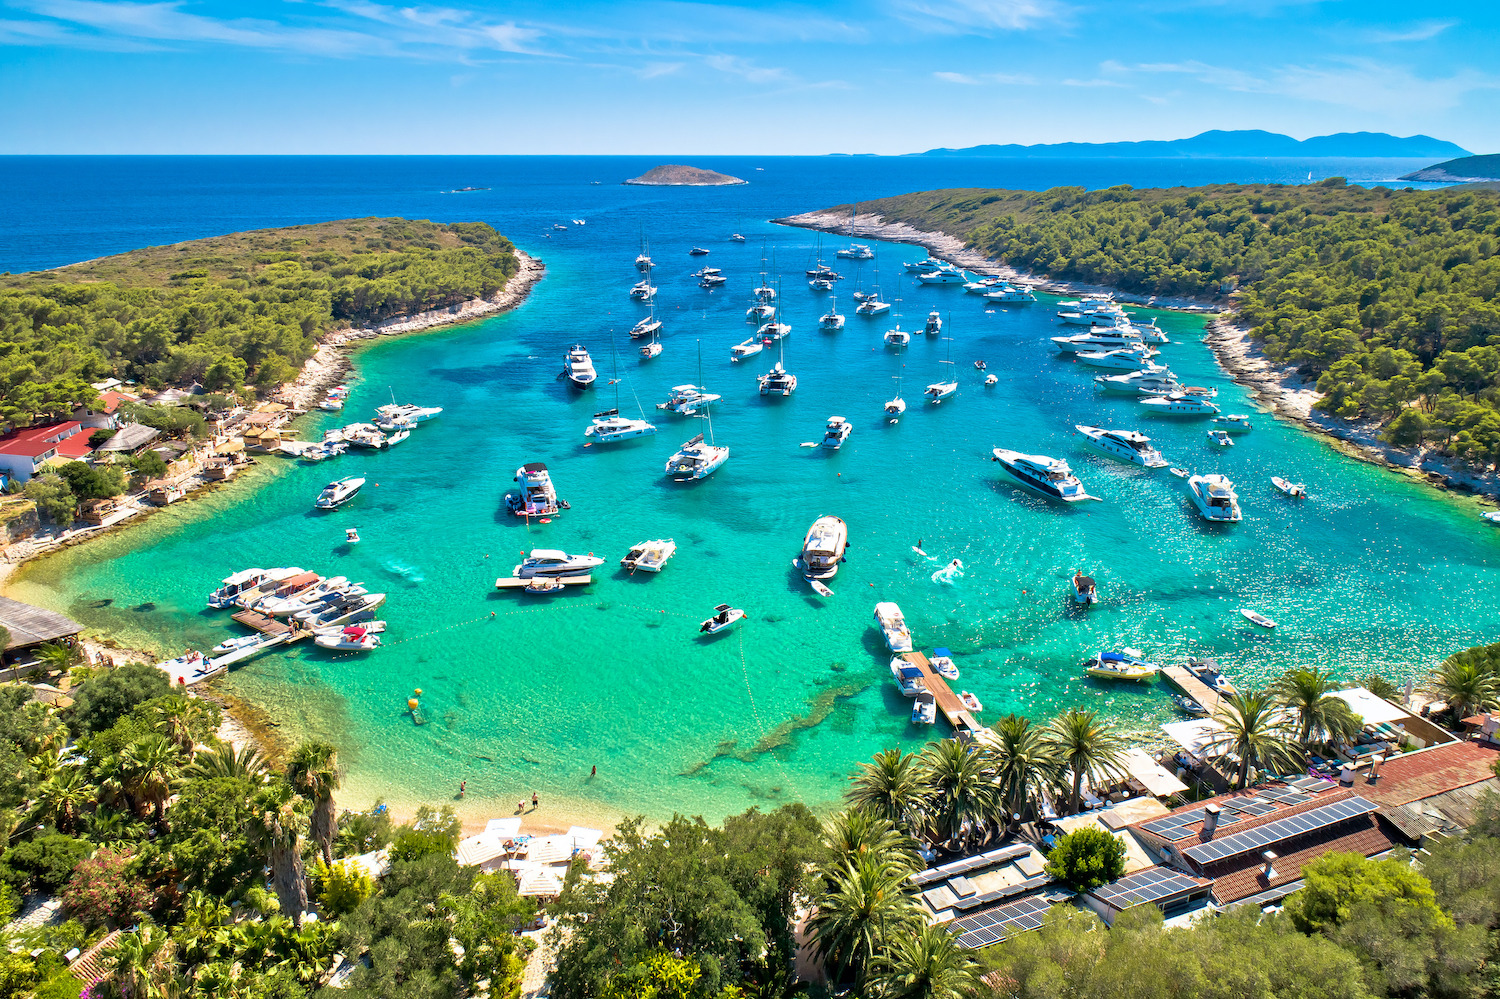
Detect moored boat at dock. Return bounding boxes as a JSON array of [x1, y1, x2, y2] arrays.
[[874, 602, 913, 652]]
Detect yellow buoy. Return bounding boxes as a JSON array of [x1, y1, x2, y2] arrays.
[[407, 698, 419, 710], [414, 688, 423, 695]]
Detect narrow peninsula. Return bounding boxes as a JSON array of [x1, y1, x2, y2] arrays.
[[623, 164, 747, 186], [1401, 153, 1500, 184]]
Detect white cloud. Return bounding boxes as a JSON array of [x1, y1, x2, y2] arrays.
[[933, 70, 1037, 85], [1061, 78, 1126, 88], [891, 0, 1064, 33], [703, 53, 786, 83], [1359, 20, 1457, 44]]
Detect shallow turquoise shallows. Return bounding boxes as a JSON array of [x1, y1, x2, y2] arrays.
[[13, 223, 1500, 825]]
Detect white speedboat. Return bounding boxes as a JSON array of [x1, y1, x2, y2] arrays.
[[1074, 425, 1167, 468], [657, 384, 720, 416], [1207, 429, 1234, 447], [210, 634, 263, 656], [1140, 394, 1222, 416], [855, 297, 891, 316], [1076, 348, 1162, 372], [836, 243, 874, 260], [319, 396, 344, 412], [1213, 414, 1253, 433], [991, 449, 1094, 502], [758, 361, 797, 396], [513, 549, 606, 578], [386, 429, 410, 446], [884, 328, 910, 348], [375, 402, 441, 425], [298, 592, 385, 629], [1094, 369, 1184, 396], [820, 300, 846, 331], [891, 658, 927, 697], [796, 515, 848, 582], [585, 409, 657, 443], [821, 417, 852, 449], [874, 602, 913, 653], [1072, 571, 1098, 604], [924, 311, 942, 335], [1241, 608, 1276, 629], [314, 625, 381, 652], [984, 285, 1036, 303], [314, 476, 365, 510], [208, 568, 269, 609], [699, 604, 745, 635], [904, 257, 944, 273], [1272, 476, 1307, 498], [1085, 649, 1159, 681], [1188, 474, 1242, 522], [959, 690, 983, 712], [917, 266, 966, 285], [505, 462, 564, 518], [621, 538, 676, 573], [731, 337, 764, 362], [912, 692, 937, 725], [229, 567, 309, 610], [1134, 318, 1169, 343], [665, 433, 729, 481], [564, 345, 597, 388], [730, 233, 746, 242], [930, 649, 959, 679]]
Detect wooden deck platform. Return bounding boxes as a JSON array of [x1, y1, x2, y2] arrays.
[[903, 651, 981, 735], [494, 574, 593, 590], [1161, 665, 1230, 716], [230, 609, 294, 636]]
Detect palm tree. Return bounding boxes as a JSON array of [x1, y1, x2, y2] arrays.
[[822, 808, 919, 875], [248, 781, 309, 927], [808, 856, 921, 988], [987, 714, 1059, 827], [105, 921, 174, 999], [33, 766, 92, 834], [867, 923, 979, 999], [286, 740, 341, 865], [1044, 709, 1125, 814], [1424, 659, 1500, 720], [185, 741, 270, 782], [1274, 667, 1362, 746], [148, 696, 217, 753], [846, 748, 929, 836], [33, 640, 81, 679], [1206, 689, 1301, 788], [119, 734, 181, 825], [918, 739, 1001, 849], [176, 890, 231, 967]]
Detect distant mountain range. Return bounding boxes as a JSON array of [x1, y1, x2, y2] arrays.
[[911, 130, 1470, 159], [1400, 154, 1500, 183]]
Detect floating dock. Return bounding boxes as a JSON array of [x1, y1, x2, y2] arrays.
[[494, 574, 593, 590], [230, 609, 296, 636], [903, 651, 980, 735], [159, 632, 297, 686], [1160, 665, 1231, 716]]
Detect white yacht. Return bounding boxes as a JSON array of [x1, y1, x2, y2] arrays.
[[912, 693, 937, 725], [657, 384, 720, 416], [731, 336, 764, 362], [314, 476, 365, 510], [809, 277, 833, 292], [1207, 429, 1234, 447], [746, 302, 776, 322], [885, 328, 910, 348], [1212, 414, 1253, 433], [1076, 348, 1163, 372], [1139, 394, 1222, 416], [374, 402, 442, 425], [984, 285, 1037, 303], [1095, 369, 1183, 396], [629, 314, 662, 340], [1051, 329, 1145, 353], [620, 538, 676, 573], [1134, 318, 1170, 343], [758, 361, 797, 396], [342, 423, 390, 449], [1074, 425, 1168, 468], [564, 345, 597, 388], [964, 276, 1002, 294], [904, 257, 944, 273], [885, 372, 907, 421], [639, 337, 662, 360], [855, 295, 891, 316], [758, 321, 791, 340], [665, 433, 729, 481], [585, 408, 657, 442], [505, 462, 564, 517], [927, 335, 957, 403], [991, 449, 1094, 502], [513, 549, 606, 578], [821, 416, 852, 449], [1188, 474, 1242, 522], [207, 568, 269, 609], [836, 243, 874, 260], [874, 602, 914, 653], [924, 311, 942, 335], [820, 299, 846, 331], [629, 279, 655, 302], [917, 266, 966, 285], [797, 515, 849, 581], [891, 659, 927, 697]]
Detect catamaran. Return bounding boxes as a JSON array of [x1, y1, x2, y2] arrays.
[[819, 297, 846, 331], [925, 334, 957, 403]]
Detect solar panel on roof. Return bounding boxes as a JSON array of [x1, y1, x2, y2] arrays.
[[1236, 799, 1278, 816], [1182, 796, 1378, 864], [951, 895, 1056, 947], [1142, 817, 1185, 836], [1091, 867, 1205, 908]]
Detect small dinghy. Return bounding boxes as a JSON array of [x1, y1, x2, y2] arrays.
[[1240, 608, 1277, 629], [930, 648, 959, 680], [699, 604, 746, 635], [973, 360, 987, 371], [524, 577, 565, 594], [1173, 694, 1208, 717], [1169, 467, 1190, 478], [1484, 511, 1500, 525], [345, 528, 361, 544], [984, 374, 998, 386], [1271, 476, 1306, 498], [211, 634, 262, 656], [314, 625, 381, 652], [1206, 429, 1234, 447], [960, 690, 983, 712]]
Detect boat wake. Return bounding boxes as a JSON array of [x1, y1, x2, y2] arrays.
[[382, 560, 426, 585], [931, 558, 965, 586]]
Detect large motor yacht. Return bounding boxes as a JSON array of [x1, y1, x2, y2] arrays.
[[1094, 369, 1184, 396], [665, 434, 729, 481], [1074, 425, 1168, 468], [797, 515, 848, 581], [990, 448, 1094, 501], [917, 266, 966, 284], [821, 417, 852, 449], [564, 345, 597, 388], [1139, 394, 1222, 416], [374, 402, 442, 425], [512, 549, 606, 578], [505, 462, 565, 517], [1051, 327, 1145, 353], [1075, 347, 1163, 371], [1188, 474, 1242, 522], [836, 243, 874, 260], [874, 602, 914, 653], [585, 409, 657, 443], [656, 384, 721, 416], [984, 284, 1037, 303]]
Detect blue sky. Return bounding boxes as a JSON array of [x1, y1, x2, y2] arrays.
[[1, 0, 1496, 154]]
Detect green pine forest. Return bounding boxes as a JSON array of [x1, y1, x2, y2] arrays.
[[0, 218, 519, 427], [824, 181, 1500, 462]]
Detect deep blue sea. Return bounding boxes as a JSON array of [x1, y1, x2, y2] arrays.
[[3, 155, 1487, 830]]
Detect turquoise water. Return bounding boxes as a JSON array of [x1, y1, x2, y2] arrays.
[[5, 156, 1496, 825]]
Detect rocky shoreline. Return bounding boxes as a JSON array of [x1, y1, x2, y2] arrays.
[[778, 210, 1500, 501]]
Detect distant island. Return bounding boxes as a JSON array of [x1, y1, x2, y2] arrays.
[[912, 129, 1469, 159], [1401, 154, 1500, 183], [623, 164, 747, 186]]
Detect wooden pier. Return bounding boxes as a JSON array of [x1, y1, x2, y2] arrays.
[[231, 609, 296, 637], [1160, 665, 1231, 716], [903, 651, 981, 735], [494, 574, 593, 590]]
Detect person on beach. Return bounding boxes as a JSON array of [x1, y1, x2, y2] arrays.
[[591, 765, 597, 777], [459, 780, 466, 799], [532, 791, 539, 808]]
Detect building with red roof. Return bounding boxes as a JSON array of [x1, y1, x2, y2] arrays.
[[0, 421, 94, 484]]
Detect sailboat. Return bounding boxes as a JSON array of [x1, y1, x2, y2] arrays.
[[635, 231, 653, 273], [758, 278, 790, 340], [630, 260, 656, 302], [587, 336, 657, 442], [885, 368, 907, 422], [629, 298, 662, 340], [758, 287, 797, 396], [925, 331, 958, 403], [665, 343, 730, 481], [856, 264, 891, 315], [639, 317, 663, 359], [884, 287, 910, 347], [820, 296, 845, 331]]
